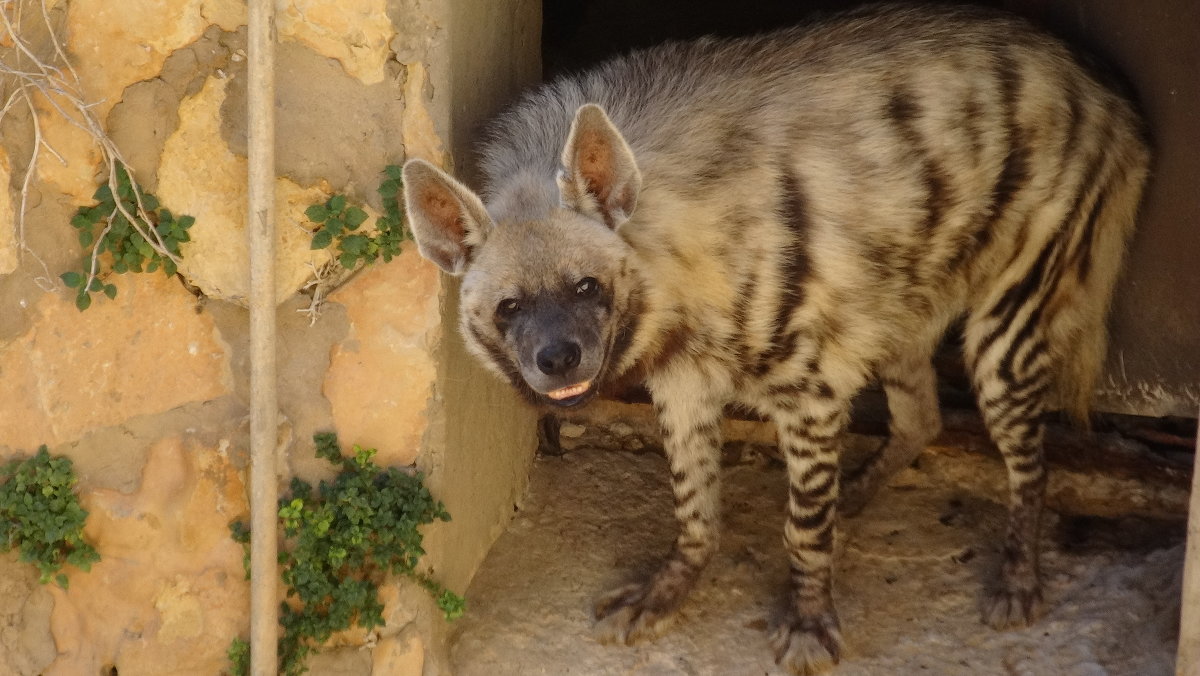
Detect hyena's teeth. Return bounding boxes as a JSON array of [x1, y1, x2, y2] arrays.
[[547, 381, 591, 400]]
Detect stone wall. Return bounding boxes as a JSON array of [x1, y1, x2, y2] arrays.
[[0, 1, 540, 674]]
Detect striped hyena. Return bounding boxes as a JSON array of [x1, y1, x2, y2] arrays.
[[402, 5, 1149, 674]]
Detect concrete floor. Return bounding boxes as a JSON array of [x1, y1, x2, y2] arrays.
[[450, 427, 1183, 676]]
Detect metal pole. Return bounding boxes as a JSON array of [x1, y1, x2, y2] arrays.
[[1177, 406, 1200, 676], [247, 0, 278, 673]]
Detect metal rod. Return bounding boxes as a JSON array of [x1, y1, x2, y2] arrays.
[[1177, 406, 1200, 676], [246, 0, 278, 673]]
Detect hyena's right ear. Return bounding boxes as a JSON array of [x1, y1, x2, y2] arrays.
[[402, 159, 494, 275], [558, 104, 642, 229]]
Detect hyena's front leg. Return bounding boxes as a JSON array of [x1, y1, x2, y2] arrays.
[[593, 376, 726, 645], [770, 398, 851, 676]]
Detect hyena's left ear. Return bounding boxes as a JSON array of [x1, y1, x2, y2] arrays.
[[558, 104, 642, 229], [402, 159, 495, 275]]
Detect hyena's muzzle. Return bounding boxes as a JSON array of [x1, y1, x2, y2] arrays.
[[502, 278, 609, 408]]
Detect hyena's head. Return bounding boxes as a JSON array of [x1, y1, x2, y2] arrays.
[[401, 104, 643, 408]]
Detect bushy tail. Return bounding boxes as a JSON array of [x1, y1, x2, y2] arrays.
[[1050, 152, 1148, 427]]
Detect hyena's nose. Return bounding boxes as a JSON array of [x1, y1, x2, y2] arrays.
[[536, 341, 581, 376]]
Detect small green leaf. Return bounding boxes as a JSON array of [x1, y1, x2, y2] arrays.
[[177, 214, 195, 230], [75, 292, 91, 311], [325, 218, 344, 236], [103, 284, 117, 300], [377, 181, 398, 199], [60, 271, 83, 288], [88, 278, 104, 292], [328, 195, 346, 213], [344, 207, 368, 228], [384, 164, 403, 180], [163, 259, 178, 277], [134, 237, 154, 258], [339, 252, 358, 269], [305, 205, 329, 223], [141, 194, 160, 211], [70, 213, 91, 230], [92, 184, 113, 202], [55, 574, 68, 589], [310, 229, 333, 250], [339, 234, 368, 255]]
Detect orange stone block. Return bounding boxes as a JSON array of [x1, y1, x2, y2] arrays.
[[324, 246, 441, 467], [44, 436, 250, 675], [0, 273, 230, 450]]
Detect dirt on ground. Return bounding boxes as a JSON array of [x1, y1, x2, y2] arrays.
[[449, 425, 1184, 676]]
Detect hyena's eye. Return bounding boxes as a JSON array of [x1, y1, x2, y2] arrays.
[[497, 298, 521, 317], [575, 277, 600, 298]]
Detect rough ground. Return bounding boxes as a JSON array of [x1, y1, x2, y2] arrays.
[[450, 426, 1184, 676]]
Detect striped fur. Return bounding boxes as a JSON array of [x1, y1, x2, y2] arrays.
[[402, 5, 1149, 673]]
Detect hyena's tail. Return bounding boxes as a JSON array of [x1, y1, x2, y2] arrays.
[[1047, 141, 1151, 427], [964, 126, 1149, 430]]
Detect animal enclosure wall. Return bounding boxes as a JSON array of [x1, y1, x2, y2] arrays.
[[543, 0, 1200, 418], [0, 1, 538, 674]]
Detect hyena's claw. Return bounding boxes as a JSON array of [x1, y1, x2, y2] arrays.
[[983, 584, 1043, 629], [770, 612, 843, 676], [592, 581, 681, 645]]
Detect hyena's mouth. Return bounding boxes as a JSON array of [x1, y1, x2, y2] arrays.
[[546, 380, 592, 401], [543, 380, 595, 407]]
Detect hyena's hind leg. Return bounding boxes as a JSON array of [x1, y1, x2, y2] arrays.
[[593, 369, 727, 645], [964, 309, 1053, 628], [840, 352, 942, 515]]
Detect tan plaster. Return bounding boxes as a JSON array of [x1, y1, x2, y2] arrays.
[[44, 436, 249, 675], [0, 272, 230, 451], [277, 0, 395, 85], [156, 74, 335, 304], [324, 246, 441, 467], [400, 62, 445, 164], [0, 147, 16, 275], [65, 0, 244, 119], [32, 92, 104, 205], [373, 634, 425, 675]]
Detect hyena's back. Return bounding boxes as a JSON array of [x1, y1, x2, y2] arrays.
[[480, 5, 1149, 419]]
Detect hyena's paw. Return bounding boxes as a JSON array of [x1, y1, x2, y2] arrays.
[[592, 579, 686, 645], [770, 612, 843, 676], [983, 582, 1043, 629]]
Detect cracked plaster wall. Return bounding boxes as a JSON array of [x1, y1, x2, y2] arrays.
[[0, 1, 540, 674]]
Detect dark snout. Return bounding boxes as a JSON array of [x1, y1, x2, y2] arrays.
[[536, 341, 581, 376]]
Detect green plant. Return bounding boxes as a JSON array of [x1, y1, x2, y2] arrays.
[[306, 165, 408, 269], [227, 636, 250, 675], [0, 446, 100, 588], [228, 433, 461, 676], [60, 162, 195, 311]]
